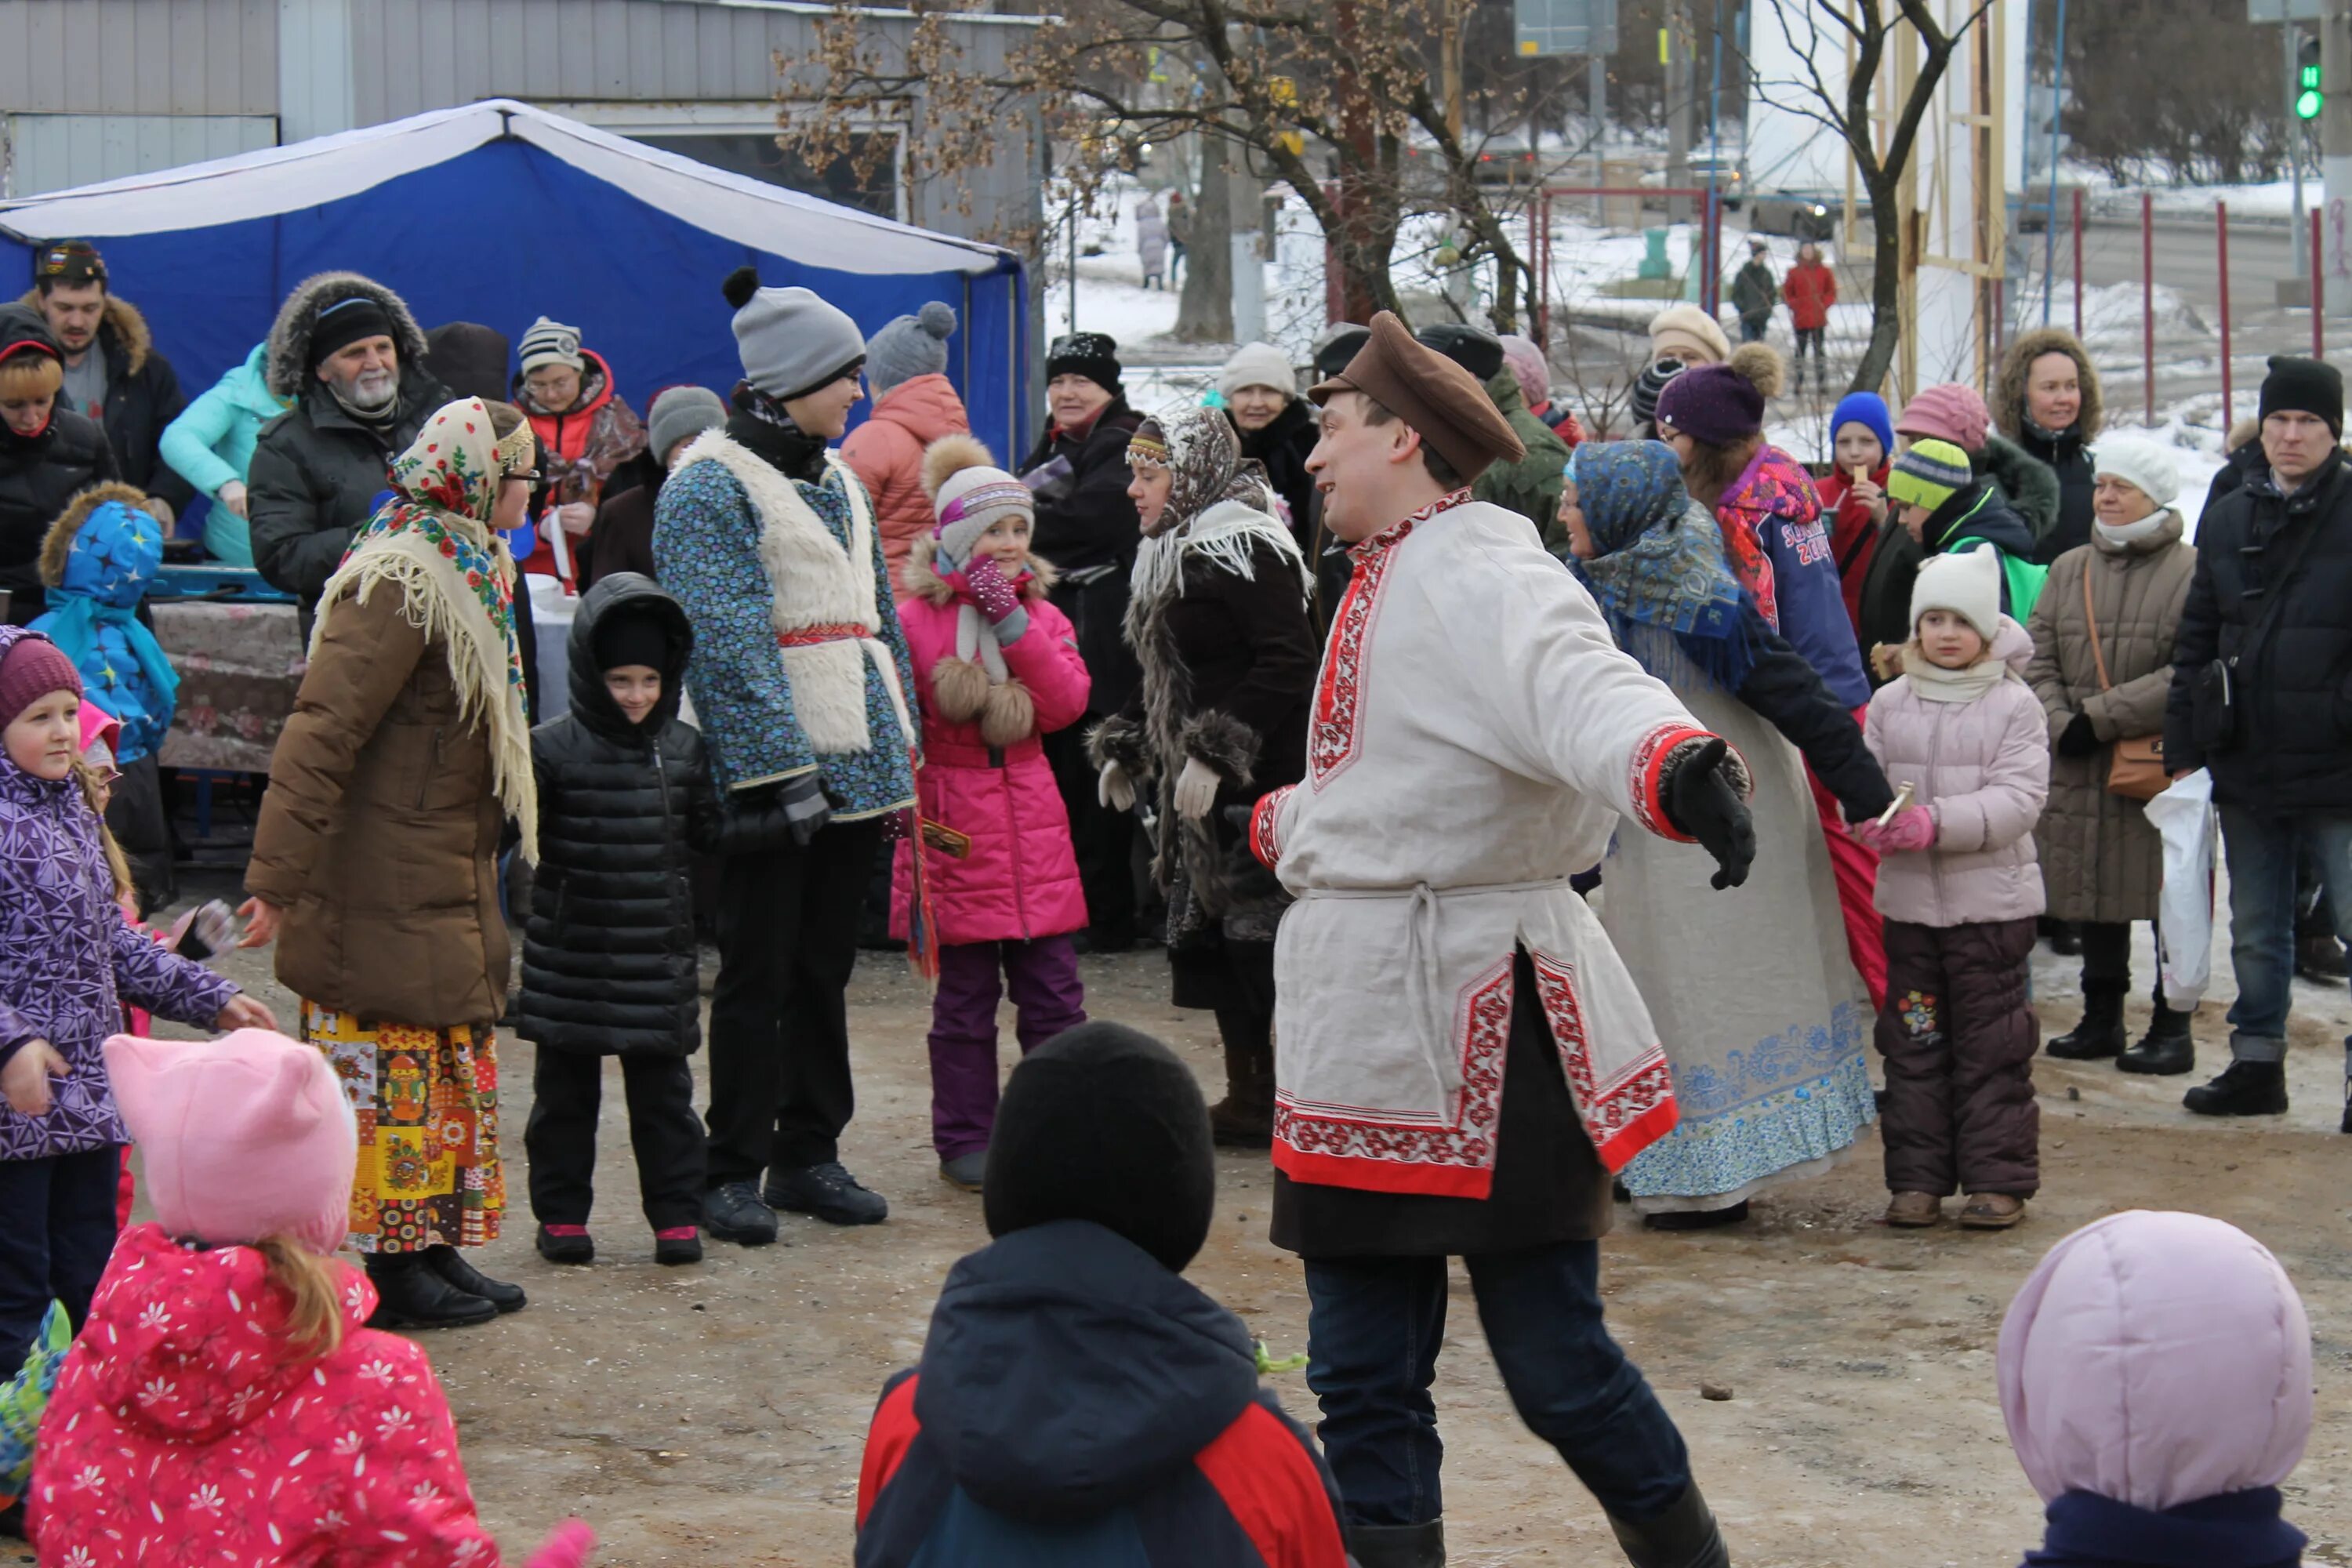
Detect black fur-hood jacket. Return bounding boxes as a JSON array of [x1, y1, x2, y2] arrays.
[[263, 271, 433, 401]]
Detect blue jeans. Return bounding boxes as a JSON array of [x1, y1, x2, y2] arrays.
[[1303, 1241, 1692, 1529], [2219, 805, 2352, 1067]]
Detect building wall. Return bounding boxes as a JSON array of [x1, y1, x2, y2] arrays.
[[0, 0, 278, 116]]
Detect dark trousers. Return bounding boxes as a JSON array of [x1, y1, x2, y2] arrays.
[[107, 750, 175, 918], [2078, 920, 2164, 1007], [1878, 916, 2039, 1198], [526, 1052, 706, 1231], [705, 815, 884, 1183], [1303, 1241, 1693, 1530], [927, 937, 1087, 1158], [0, 1145, 121, 1380], [1793, 325, 1827, 379], [2218, 807, 2352, 1062], [1044, 723, 1137, 946]]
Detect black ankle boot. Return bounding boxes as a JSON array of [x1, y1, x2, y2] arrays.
[[2048, 988, 2126, 1060], [365, 1254, 499, 1330], [1345, 1519, 1446, 1568], [2183, 1058, 2288, 1117], [423, 1244, 526, 1313], [2117, 1005, 2194, 1076], [1608, 1483, 1731, 1568]]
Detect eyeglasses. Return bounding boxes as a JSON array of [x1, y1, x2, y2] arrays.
[[506, 470, 540, 484]]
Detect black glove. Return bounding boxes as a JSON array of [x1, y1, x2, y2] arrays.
[[1662, 737, 1756, 891], [2056, 712, 2100, 759], [718, 772, 836, 853]]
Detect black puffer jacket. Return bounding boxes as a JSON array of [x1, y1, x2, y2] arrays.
[[0, 305, 120, 621], [517, 572, 721, 1056], [1022, 398, 1146, 714], [2164, 449, 2352, 815], [2016, 421, 2095, 565], [13, 290, 191, 515]]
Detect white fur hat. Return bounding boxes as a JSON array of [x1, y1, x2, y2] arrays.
[[2091, 436, 2181, 510], [1911, 542, 2002, 641]]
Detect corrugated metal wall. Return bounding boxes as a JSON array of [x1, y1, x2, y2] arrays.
[[2, 114, 280, 197], [0, 0, 277, 114]]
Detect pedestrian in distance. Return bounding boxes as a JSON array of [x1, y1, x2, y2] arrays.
[[241, 397, 541, 1329], [28, 1028, 594, 1568], [0, 305, 119, 625], [20, 240, 187, 528], [1137, 193, 1170, 291], [158, 339, 289, 565], [655, 269, 920, 1238], [2026, 436, 2199, 1076], [1730, 238, 1777, 345], [891, 437, 1092, 1192], [1857, 544, 2050, 1231], [1781, 241, 1837, 394], [1999, 1210, 2313, 1568], [0, 627, 270, 1391], [2163, 354, 2352, 1130], [518, 572, 720, 1268], [853, 1022, 1349, 1566]]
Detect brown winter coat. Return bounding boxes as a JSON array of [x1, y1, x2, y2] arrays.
[[2024, 514, 2196, 926], [245, 582, 510, 1028]]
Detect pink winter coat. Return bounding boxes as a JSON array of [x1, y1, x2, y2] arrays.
[[890, 537, 1092, 945], [32, 1225, 523, 1566], [841, 375, 974, 578], [1862, 617, 2049, 928]]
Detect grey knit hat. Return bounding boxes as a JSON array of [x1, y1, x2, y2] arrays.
[[648, 385, 727, 465], [721, 267, 866, 401], [518, 316, 583, 375], [867, 302, 957, 397]]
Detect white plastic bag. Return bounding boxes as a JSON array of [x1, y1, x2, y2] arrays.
[[527, 573, 577, 722], [2142, 767, 2217, 1011]]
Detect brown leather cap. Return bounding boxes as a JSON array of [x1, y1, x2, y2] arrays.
[[1308, 310, 1526, 481]]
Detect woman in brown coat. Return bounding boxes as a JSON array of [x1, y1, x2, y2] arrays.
[[240, 396, 540, 1330], [2024, 437, 2197, 1074]]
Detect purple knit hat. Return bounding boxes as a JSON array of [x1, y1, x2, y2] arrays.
[[0, 631, 82, 728], [1894, 382, 1992, 451], [1653, 362, 1764, 445]]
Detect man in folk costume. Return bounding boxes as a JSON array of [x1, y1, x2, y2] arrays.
[[655, 270, 920, 1243], [1247, 314, 1755, 1568]]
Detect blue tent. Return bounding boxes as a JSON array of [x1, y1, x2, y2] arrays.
[[0, 100, 1031, 470]]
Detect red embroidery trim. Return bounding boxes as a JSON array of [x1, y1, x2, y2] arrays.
[[1308, 489, 1473, 786], [778, 622, 868, 648], [1526, 949, 1679, 1174], [1249, 785, 1293, 869], [1627, 722, 1711, 842], [1272, 954, 1512, 1199]]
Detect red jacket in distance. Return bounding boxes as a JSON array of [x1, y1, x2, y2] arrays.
[[1784, 262, 1838, 331]]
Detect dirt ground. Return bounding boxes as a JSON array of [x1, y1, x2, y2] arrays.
[[135, 869, 2351, 1568]]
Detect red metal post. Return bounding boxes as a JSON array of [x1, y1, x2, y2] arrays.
[[2142, 191, 2155, 426], [2071, 187, 2084, 339], [2218, 201, 2232, 428], [2315, 209, 2327, 361]]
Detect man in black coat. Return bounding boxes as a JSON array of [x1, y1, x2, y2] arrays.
[[24, 241, 188, 526], [2164, 356, 2352, 1127], [247, 272, 452, 633]]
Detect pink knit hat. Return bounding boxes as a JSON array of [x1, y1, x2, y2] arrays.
[[103, 1030, 357, 1256], [1893, 382, 1991, 451], [1499, 335, 1551, 411]]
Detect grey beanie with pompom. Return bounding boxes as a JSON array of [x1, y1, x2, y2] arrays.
[[722, 266, 866, 401], [866, 301, 959, 397]]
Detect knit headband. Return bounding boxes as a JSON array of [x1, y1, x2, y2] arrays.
[[938, 479, 1033, 530], [1127, 434, 1171, 466]]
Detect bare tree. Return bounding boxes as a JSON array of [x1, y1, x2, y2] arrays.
[[777, 0, 1550, 332], [1744, 0, 1997, 393]]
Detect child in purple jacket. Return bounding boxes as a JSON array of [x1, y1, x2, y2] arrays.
[[0, 627, 273, 1386]]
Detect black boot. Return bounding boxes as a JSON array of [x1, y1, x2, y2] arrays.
[[2047, 987, 2126, 1060], [2296, 930, 2349, 982], [2043, 917, 2082, 956], [365, 1254, 499, 1330], [2339, 1076, 2350, 1135], [2183, 1058, 2288, 1117], [1608, 1483, 1731, 1568], [1344, 1519, 1446, 1568], [1209, 1007, 1274, 1149], [2117, 1005, 2195, 1076], [423, 1244, 526, 1313]]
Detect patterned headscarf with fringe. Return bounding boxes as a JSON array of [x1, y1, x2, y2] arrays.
[[1127, 405, 1306, 615]]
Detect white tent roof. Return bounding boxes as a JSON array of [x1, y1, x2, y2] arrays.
[[0, 99, 1013, 278]]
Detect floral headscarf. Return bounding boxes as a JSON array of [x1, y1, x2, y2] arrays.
[[1570, 440, 1760, 692], [314, 397, 538, 857], [1127, 404, 1306, 619]]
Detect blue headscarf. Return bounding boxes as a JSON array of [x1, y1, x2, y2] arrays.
[[28, 499, 178, 764], [1569, 440, 1761, 692]]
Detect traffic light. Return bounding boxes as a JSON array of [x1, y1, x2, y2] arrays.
[[2299, 34, 2322, 121]]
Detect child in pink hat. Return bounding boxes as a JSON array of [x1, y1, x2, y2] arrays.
[[28, 1029, 593, 1568]]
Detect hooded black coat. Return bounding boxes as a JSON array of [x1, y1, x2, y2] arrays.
[[1022, 398, 1146, 715], [0, 304, 121, 621], [1855, 477, 2038, 660], [516, 572, 721, 1056], [1232, 397, 1320, 553]]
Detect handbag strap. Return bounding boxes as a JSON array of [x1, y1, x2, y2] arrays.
[[2082, 562, 2114, 693]]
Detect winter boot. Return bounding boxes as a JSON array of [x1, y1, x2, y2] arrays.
[[535, 1224, 594, 1265], [423, 1244, 525, 1313], [2117, 1004, 2195, 1076], [1208, 1007, 1275, 1149], [2296, 930, 2349, 982], [2046, 986, 2126, 1060], [1608, 1483, 1732, 1568], [1344, 1520, 1446, 1568], [2340, 1075, 2351, 1136], [765, 1161, 889, 1225], [2042, 917, 2082, 956], [364, 1253, 499, 1330], [2183, 1058, 2288, 1117]]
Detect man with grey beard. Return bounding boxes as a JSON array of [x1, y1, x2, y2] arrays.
[[248, 272, 452, 631]]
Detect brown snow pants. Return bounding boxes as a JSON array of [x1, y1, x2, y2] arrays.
[[1876, 916, 2040, 1198]]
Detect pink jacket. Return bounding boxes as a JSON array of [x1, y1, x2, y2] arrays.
[[891, 539, 1092, 945], [1862, 618, 2049, 927], [31, 1225, 577, 1566], [841, 375, 974, 577]]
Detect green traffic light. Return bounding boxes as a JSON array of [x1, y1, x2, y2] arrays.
[[2299, 87, 2324, 120]]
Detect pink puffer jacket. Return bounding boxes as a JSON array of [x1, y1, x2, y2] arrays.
[[1863, 618, 2049, 928], [890, 538, 1091, 944], [841, 375, 973, 578]]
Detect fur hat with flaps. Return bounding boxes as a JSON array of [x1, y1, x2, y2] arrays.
[[913, 434, 1047, 747]]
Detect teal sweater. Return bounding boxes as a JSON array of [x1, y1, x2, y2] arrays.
[[158, 342, 285, 565]]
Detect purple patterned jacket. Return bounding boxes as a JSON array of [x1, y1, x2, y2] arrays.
[[0, 626, 238, 1161]]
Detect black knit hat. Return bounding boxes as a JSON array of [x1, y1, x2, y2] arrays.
[[592, 604, 673, 677], [2259, 354, 2344, 437], [1044, 332, 1122, 396], [982, 1022, 1215, 1273], [1415, 322, 1507, 383], [1631, 355, 1688, 431], [311, 294, 397, 368]]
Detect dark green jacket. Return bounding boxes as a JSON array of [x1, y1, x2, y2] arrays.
[[1475, 369, 1573, 554]]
